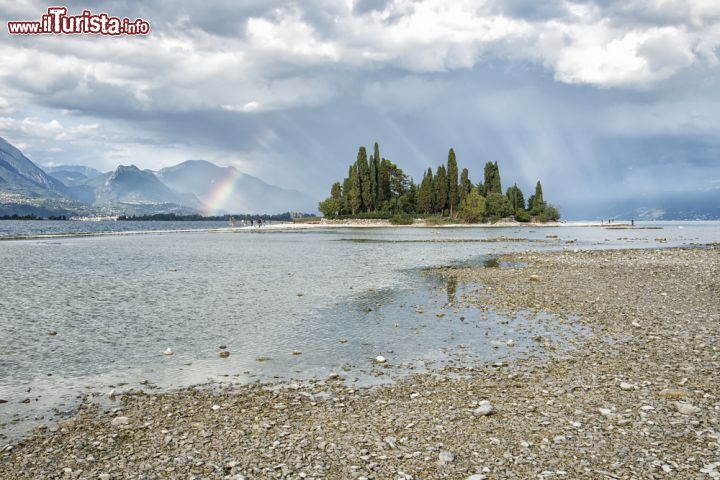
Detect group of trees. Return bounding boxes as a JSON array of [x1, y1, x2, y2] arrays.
[[318, 142, 560, 223]]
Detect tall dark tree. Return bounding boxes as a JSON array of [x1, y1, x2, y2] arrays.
[[534, 180, 544, 206], [342, 167, 352, 214], [434, 165, 448, 215], [483, 161, 502, 195], [356, 146, 372, 211], [369, 155, 378, 210], [506, 184, 525, 212], [350, 164, 362, 214], [417, 168, 434, 214], [459, 168, 472, 205], [447, 148, 459, 217], [378, 158, 390, 204]]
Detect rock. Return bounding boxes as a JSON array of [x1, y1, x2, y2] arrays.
[[674, 402, 700, 415], [467, 475, 487, 480], [0, 399, 7, 404], [211, 404, 221, 411], [473, 400, 494, 416], [619, 382, 636, 391], [529, 274, 541, 282], [111, 416, 130, 426], [47, 330, 57, 336], [506, 339, 514, 347], [292, 351, 302, 355], [163, 348, 173, 356], [327, 373, 341, 380], [375, 355, 386, 364], [598, 407, 613, 417], [438, 450, 455, 464], [219, 351, 230, 358], [99, 475, 110, 480], [659, 388, 691, 399], [219, 345, 227, 350], [107, 388, 116, 399]]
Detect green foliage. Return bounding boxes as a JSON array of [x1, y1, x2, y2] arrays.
[[459, 168, 472, 205], [318, 196, 341, 217], [514, 208, 531, 222], [325, 142, 558, 223], [357, 146, 372, 212], [483, 162, 502, 195], [458, 187, 486, 223], [378, 159, 390, 203], [447, 148, 459, 216], [485, 192, 513, 217], [434, 165, 448, 214], [349, 164, 362, 214], [506, 184, 525, 212], [538, 204, 560, 222], [389, 213, 414, 225], [417, 168, 434, 214]]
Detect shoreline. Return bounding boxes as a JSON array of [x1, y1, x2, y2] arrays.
[[2, 246, 718, 478], [0, 219, 666, 242]]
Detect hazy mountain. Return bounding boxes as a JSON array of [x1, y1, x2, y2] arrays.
[[0, 137, 69, 197], [45, 164, 104, 186], [157, 160, 315, 214], [95, 165, 202, 208]]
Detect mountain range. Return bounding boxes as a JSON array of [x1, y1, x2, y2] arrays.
[[0, 137, 315, 216]]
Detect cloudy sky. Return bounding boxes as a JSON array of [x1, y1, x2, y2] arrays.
[[1, 0, 720, 215]]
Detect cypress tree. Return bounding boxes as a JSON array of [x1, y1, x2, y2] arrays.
[[506, 184, 525, 212], [417, 168, 434, 214], [342, 167, 352, 214], [372, 143, 381, 205], [493, 161, 502, 194], [369, 154, 378, 212], [459, 168, 471, 205], [378, 159, 390, 204], [435, 165, 448, 215], [534, 180, 544, 206], [447, 148, 459, 217], [356, 146, 372, 212], [483, 161, 502, 195], [350, 164, 362, 214]]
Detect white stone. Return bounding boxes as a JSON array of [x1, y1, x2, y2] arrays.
[[598, 408, 613, 417], [467, 475, 487, 480], [473, 400, 494, 416], [438, 450, 455, 464], [675, 402, 701, 415], [619, 382, 636, 391], [163, 347, 173, 356], [111, 416, 130, 426], [211, 404, 221, 411], [375, 355, 386, 364]]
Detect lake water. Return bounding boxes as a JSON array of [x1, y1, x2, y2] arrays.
[[0, 220, 718, 440]]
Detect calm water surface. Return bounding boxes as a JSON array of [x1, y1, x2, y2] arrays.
[[0, 221, 718, 440]]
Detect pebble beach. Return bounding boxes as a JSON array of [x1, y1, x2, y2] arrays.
[[2, 246, 719, 479]]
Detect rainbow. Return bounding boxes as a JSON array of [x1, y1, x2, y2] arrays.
[[201, 167, 243, 216]]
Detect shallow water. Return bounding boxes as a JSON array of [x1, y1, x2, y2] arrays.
[[0, 221, 718, 440]]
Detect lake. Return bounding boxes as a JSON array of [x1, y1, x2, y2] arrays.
[[0, 220, 718, 440]]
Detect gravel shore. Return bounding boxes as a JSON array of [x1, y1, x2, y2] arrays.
[[2, 247, 719, 479]]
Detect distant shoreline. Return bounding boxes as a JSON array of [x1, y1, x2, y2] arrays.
[[0, 219, 664, 241]]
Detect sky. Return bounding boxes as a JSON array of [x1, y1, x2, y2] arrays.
[[1, 0, 720, 214]]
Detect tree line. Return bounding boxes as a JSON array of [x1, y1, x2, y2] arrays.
[[318, 142, 560, 223]]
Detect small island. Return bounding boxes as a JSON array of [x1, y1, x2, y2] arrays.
[[319, 142, 560, 225]]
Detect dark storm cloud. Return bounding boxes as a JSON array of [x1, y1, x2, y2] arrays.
[[1, 0, 719, 209]]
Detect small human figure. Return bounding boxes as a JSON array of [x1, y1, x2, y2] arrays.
[[631, 219, 635, 226]]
